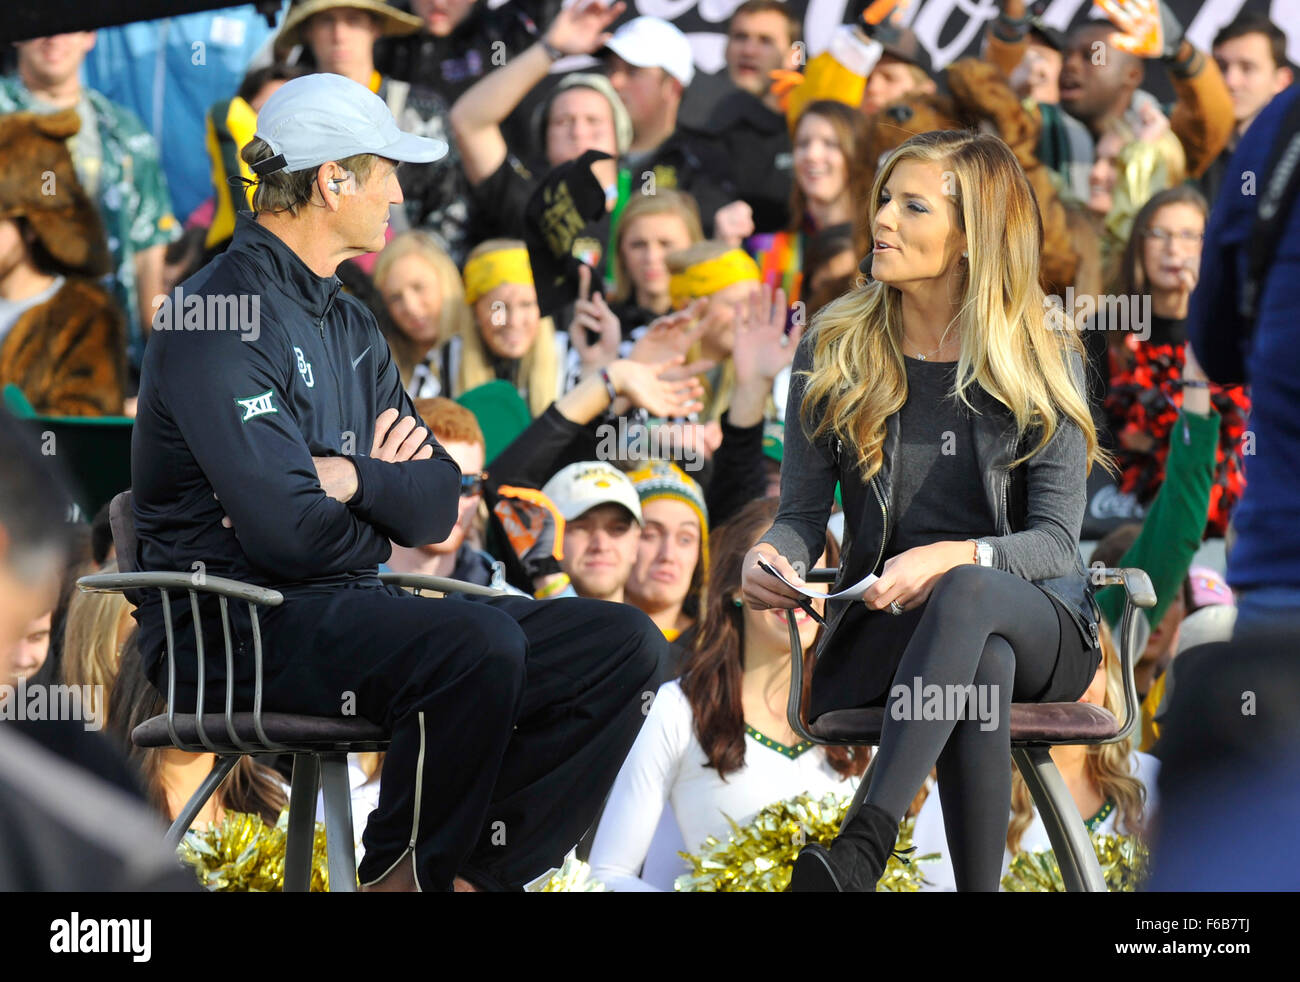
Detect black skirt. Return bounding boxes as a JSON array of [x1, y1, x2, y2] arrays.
[[807, 587, 1101, 723]]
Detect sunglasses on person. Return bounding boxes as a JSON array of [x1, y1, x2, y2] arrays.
[[460, 472, 488, 497]]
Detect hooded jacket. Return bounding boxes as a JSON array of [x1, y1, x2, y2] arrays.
[[131, 214, 461, 672]]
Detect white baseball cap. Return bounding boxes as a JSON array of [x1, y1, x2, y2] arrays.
[[541, 462, 644, 525], [603, 16, 695, 88], [251, 73, 448, 177]]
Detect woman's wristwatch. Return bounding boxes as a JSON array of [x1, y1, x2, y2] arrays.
[[968, 539, 994, 567]]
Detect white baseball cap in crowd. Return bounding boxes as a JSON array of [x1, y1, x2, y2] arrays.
[[250, 73, 448, 177], [603, 16, 695, 87], [541, 462, 644, 525]]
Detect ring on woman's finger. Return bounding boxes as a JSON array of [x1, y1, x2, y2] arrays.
[[888, 600, 905, 615]]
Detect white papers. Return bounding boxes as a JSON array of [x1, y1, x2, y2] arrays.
[[756, 558, 879, 601]]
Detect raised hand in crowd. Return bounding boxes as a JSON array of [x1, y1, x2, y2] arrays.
[[608, 358, 707, 418], [628, 299, 711, 371], [1135, 98, 1173, 142], [712, 200, 757, 248], [570, 263, 623, 376], [553, 355, 706, 426], [1095, 0, 1187, 60], [543, 0, 628, 57], [729, 283, 798, 427]]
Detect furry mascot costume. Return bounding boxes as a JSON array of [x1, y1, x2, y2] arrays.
[[780, 51, 1101, 305], [0, 109, 126, 416], [846, 58, 1098, 299]]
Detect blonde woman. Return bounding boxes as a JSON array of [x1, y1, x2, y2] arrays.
[[59, 562, 135, 724], [372, 231, 474, 394], [448, 238, 564, 415], [742, 130, 1107, 892], [607, 189, 704, 332], [910, 619, 1159, 890]]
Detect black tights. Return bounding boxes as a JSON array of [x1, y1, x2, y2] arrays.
[[858, 565, 1072, 891]]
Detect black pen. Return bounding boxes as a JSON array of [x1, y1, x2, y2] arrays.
[[756, 557, 827, 628]]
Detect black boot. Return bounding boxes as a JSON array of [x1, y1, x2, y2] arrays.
[[788, 802, 901, 893]]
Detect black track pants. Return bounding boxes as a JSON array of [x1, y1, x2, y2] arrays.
[[253, 587, 663, 891]]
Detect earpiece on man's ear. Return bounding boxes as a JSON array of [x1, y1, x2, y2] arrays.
[[327, 171, 356, 195]]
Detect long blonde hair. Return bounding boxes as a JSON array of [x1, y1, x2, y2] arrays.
[[1008, 619, 1149, 853], [800, 130, 1104, 482], [60, 561, 130, 724], [459, 238, 559, 416], [610, 189, 704, 304], [372, 231, 474, 384]]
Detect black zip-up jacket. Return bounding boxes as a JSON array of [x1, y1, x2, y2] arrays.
[[762, 332, 1101, 655], [697, 88, 794, 235], [131, 215, 460, 671]]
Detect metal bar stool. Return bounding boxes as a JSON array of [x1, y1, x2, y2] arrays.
[[78, 491, 504, 892], [785, 566, 1156, 892]]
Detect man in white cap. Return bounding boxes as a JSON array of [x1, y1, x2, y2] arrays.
[[131, 73, 664, 892], [600, 15, 753, 245], [542, 461, 643, 604]]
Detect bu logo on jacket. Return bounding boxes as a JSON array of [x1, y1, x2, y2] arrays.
[[294, 346, 315, 388]]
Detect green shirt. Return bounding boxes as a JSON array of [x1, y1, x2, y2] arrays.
[[0, 77, 180, 363]]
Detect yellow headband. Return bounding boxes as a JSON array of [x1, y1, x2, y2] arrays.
[[463, 248, 534, 305], [669, 250, 761, 308]]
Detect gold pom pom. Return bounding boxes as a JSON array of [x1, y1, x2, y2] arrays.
[[530, 854, 606, 892], [177, 808, 335, 892], [673, 792, 941, 892], [1001, 833, 1150, 892]]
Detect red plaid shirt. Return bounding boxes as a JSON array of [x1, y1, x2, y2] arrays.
[[1106, 336, 1250, 537]]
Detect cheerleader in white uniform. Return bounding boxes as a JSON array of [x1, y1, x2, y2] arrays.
[[590, 498, 867, 891]]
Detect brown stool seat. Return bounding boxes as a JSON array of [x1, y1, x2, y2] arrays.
[[133, 712, 389, 752], [809, 703, 1119, 746]]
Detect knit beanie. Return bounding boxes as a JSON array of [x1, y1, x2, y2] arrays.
[[627, 460, 709, 584]]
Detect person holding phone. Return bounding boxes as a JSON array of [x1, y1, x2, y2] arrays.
[[741, 130, 1107, 892]]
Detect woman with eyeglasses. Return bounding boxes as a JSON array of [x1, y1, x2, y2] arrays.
[[1101, 186, 1251, 537]]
